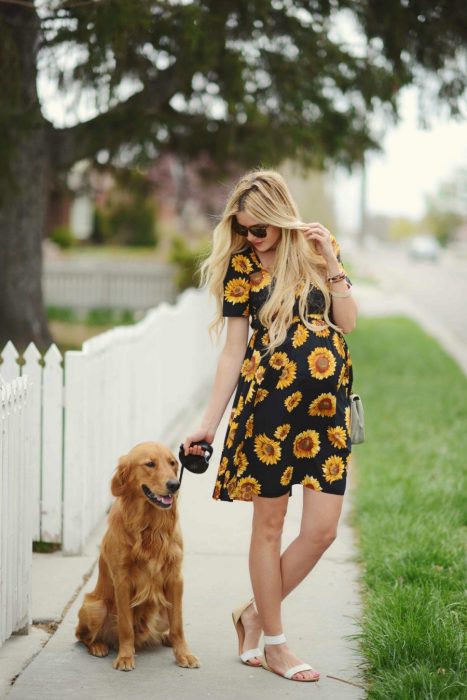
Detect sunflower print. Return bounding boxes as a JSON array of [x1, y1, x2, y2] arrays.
[[338, 359, 352, 388], [292, 324, 309, 348], [345, 406, 351, 433], [277, 360, 297, 389], [232, 254, 253, 274], [284, 390, 303, 412], [254, 434, 282, 465], [308, 393, 337, 417], [308, 314, 330, 337], [235, 476, 262, 500], [254, 388, 269, 405], [241, 350, 261, 381], [224, 277, 249, 305], [293, 430, 321, 459], [269, 352, 289, 370], [218, 456, 228, 476], [245, 381, 256, 403], [226, 421, 238, 448], [322, 455, 345, 483], [213, 480, 222, 499], [274, 423, 291, 441], [307, 347, 336, 380], [232, 395, 244, 418], [249, 269, 271, 292], [215, 243, 353, 503], [332, 332, 346, 359], [280, 466, 294, 486], [227, 476, 238, 499], [233, 440, 245, 466], [301, 476, 322, 491], [327, 426, 347, 450], [255, 365, 266, 384]]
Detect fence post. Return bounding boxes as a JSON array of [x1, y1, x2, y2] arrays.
[[62, 351, 87, 554]]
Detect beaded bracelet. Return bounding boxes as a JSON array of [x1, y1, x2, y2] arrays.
[[327, 270, 346, 283]]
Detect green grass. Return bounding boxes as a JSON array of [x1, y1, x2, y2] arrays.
[[47, 306, 136, 326], [346, 317, 466, 700]]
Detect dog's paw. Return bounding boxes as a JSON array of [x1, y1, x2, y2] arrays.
[[175, 651, 201, 668], [113, 654, 135, 671], [88, 641, 109, 657]]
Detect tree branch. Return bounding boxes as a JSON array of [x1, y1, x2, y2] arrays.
[[50, 64, 180, 170]]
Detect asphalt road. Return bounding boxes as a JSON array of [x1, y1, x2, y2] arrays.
[[348, 242, 467, 348]]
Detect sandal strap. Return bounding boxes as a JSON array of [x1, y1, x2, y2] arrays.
[[240, 647, 262, 662], [284, 663, 315, 679], [263, 633, 286, 645]]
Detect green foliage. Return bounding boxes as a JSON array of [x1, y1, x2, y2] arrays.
[[50, 225, 76, 248], [94, 169, 159, 247], [347, 317, 467, 699], [422, 168, 467, 246], [168, 234, 210, 291], [47, 306, 135, 326], [33, 0, 466, 179], [388, 217, 421, 240]]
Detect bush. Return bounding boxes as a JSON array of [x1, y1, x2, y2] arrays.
[[168, 235, 210, 291], [50, 225, 76, 248]]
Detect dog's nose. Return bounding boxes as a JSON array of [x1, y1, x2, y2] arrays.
[[166, 479, 180, 494]]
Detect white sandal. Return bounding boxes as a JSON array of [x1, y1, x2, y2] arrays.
[[232, 599, 262, 666], [261, 633, 320, 682]]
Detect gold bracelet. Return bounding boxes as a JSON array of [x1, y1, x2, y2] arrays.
[[330, 289, 352, 298]]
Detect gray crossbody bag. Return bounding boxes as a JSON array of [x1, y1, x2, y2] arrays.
[[349, 393, 365, 444]]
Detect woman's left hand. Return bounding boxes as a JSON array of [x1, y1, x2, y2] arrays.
[[301, 223, 337, 264]]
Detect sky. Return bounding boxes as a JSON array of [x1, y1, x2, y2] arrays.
[[333, 88, 467, 234]]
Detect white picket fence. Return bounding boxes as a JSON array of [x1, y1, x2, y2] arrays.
[[0, 286, 219, 555], [0, 376, 32, 646], [43, 258, 177, 311]]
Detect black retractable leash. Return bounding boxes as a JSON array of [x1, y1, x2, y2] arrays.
[[178, 440, 213, 486]]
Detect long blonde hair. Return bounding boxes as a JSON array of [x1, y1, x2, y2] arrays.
[[198, 168, 339, 355]]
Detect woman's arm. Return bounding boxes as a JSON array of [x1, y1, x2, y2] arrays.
[[325, 258, 358, 334], [303, 223, 358, 334], [183, 316, 249, 455]]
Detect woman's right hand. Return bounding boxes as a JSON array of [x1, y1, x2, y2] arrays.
[[183, 426, 216, 457]]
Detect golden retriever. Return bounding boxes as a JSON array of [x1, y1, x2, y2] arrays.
[[75, 441, 200, 671]]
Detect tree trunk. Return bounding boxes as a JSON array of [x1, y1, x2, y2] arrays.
[[0, 2, 52, 353], [0, 128, 52, 353]]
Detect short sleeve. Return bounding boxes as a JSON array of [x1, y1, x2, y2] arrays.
[[222, 252, 251, 318], [330, 234, 352, 287]]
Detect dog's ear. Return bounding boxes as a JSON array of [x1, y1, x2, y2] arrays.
[[111, 454, 132, 497]]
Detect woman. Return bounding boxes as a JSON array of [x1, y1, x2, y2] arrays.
[[183, 169, 357, 683]]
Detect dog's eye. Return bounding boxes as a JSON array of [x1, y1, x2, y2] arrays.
[[145, 460, 156, 468], [170, 459, 177, 467]]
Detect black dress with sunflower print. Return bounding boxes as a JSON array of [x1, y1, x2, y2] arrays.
[[212, 240, 354, 503]]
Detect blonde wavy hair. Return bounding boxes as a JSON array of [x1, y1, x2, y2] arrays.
[[198, 168, 340, 355]]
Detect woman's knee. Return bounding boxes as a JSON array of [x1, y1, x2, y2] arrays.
[[252, 501, 287, 542], [301, 526, 337, 550]]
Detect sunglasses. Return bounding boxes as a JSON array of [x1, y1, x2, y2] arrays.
[[232, 216, 269, 239]]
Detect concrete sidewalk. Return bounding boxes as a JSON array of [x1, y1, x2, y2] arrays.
[[2, 393, 365, 700], [3, 275, 466, 700]]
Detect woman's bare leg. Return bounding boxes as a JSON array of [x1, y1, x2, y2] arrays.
[[240, 488, 344, 678], [280, 488, 344, 598], [247, 492, 319, 681]]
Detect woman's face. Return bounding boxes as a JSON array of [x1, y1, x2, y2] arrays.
[[235, 211, 281, 254]]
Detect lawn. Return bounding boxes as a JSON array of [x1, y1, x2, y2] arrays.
[[347, 317, 466, 700]]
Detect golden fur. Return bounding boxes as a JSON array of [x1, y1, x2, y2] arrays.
[[75, 441, 200, 672]]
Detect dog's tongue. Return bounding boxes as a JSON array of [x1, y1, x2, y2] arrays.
[[160, 495, 173, 505]]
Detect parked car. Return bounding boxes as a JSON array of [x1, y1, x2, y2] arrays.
[[408, 235, 441, 261]]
